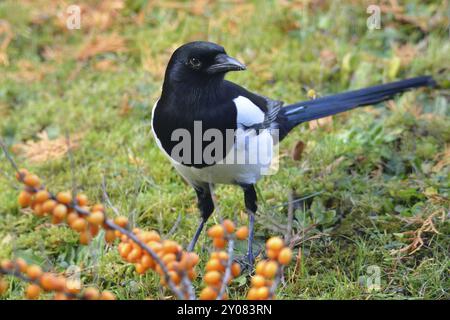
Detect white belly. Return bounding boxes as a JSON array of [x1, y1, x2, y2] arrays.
[[171, 129, 275, 186]]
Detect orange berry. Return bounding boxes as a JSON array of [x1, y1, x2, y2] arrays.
[[139, 230, 160, 242], [79, 231, 91, 245], [263, 261, 278, 279], [251, 275, 266, 288], [42, 199, 57, 214], [162, 240, 180, 254], [18, 190, 32, 207], [15, 258, 28, 272], [1, 259, 13, 270], [256, 286, 270, 299], [213, 237, 227, 249], [40, 273, 57, 291], [278, 247, 293, 265], [204, 271, 222, 285], [114, 216, 129, 228], [231, 263, 241, 277], [33, 203, 44, 217], [218, 251, 229, 261], [199, 286, 217, 300], [26, 265, 43, 279], [235, 226, 249, 240], [266, 237, 284, 251], [15, 168, 29, 181], [0, 278, 8, 295], [75, 194, 88, 206], [119, 243, 132, 258], [205, 259, 224, 272], [188, 252, 200, 266], [92, 204, 105, 212], [83, 287, 100, 300], [255, 261, 266, 275], [71, 218, 87, 232], [162, 253, 176, 265], [266, 249, 279, 260], [26, 284, 41, 299], [135, 263, 146, 274], [168, 271, 181, 284], [147, 241, 163, 253], [24, 174, 40, 188], [87, 211, 104, 225], [90, 224, 99, 237], [141, 255, 154, 269], [247, 287, 259, 300], [66, 211, 79, 226], [53, 204, 68, 220], [100, 291, 116, 300], [56, 191, 72, 205], [105, 230, 116, 243], [128, 248, 143, 262], [222, 219, 235, 233], [54, 292, 68, 300], [207, 225, 225, 238], [35, 190, 50, 203], [188, 269, 197, 280]]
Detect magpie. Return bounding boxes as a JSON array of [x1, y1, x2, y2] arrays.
[[151, 41, 435, 265]]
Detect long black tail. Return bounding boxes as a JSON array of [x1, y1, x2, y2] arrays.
[[278, 76, 435, 139]]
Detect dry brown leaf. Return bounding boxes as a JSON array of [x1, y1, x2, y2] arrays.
[[432, 145, 450, 173], [12, 131, 82, 163], [94, 59, 118, 72], [291, 141, 306, 161], [320, 49, 337, 67], [12, 59, 55, 82], [309, 116, 333, 130], [391, 210, 444, 255], [393, 44, 417, 66], [77, 34, 126, 61], [119, 93, 132, 116]]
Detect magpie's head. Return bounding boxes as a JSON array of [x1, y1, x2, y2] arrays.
[[164, 41, 246, 84]]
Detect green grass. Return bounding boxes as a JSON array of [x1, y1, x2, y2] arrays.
[[0, 0, 449, 300]]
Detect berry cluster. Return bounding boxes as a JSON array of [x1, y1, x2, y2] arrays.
[[0, 258, 115, 300], [16, 169, 109, 246], [247, 237, 292, 300], [117, 222, 199, 288], [199, 220, 244, 300]]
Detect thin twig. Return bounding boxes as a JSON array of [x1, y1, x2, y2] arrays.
[[166, 213, 182, 237], [101, 175, 121, 216], [65, 131, 77, 201], [269, 191, 323, 210], [217, 237, 235, 300], [0, 137, 20, 174], [285, 190, 294, 244]]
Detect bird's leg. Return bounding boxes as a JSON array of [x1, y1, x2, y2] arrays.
[[187, 185, 214, 252], [241, 184, 257, 267], [187, 218, 206, 252]]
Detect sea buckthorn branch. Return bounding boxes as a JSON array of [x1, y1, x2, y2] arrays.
[[0, 259, 115, 300], [13, 168, 188, 300], [217, 237, 234, 300], [247, 237, 292, 300], [199, 220, 245, 300]]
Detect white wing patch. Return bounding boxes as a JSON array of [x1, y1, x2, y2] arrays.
[[233, 96, 265, 127]]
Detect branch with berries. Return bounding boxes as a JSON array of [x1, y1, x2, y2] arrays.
[[1, 142, 293, 300]]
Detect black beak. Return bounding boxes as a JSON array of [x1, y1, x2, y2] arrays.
[[206, 53, 246, 74]]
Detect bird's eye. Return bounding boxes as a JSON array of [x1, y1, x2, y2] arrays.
[[189, 57, 202, 69]]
